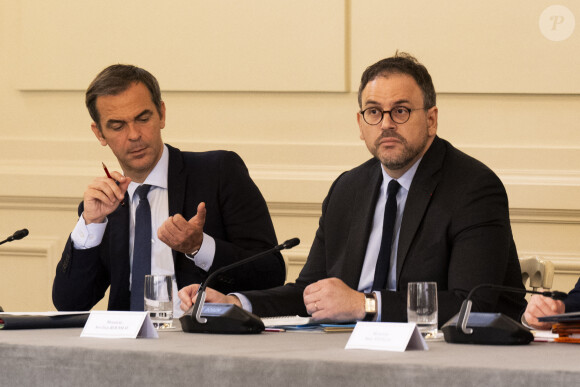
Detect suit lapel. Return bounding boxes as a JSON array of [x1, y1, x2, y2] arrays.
[[396, 137, 445, 285], [166, 144, 187, 262], [167, 144, 186, 217], [345, 161, 383, 289]]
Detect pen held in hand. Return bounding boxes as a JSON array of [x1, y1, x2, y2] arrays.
[[101, 162, 125, 206]]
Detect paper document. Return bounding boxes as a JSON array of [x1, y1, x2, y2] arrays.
[[262, 315, 313, 327]]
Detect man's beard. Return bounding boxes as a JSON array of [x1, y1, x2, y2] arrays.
[[375, 129, 429, 171]]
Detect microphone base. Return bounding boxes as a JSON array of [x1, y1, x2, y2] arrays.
[[180, 303, 264, 334], [442, 312, 533, 345]]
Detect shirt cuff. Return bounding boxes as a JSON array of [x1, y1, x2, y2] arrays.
[[521, 314, 533, 329], [374, 291, 382, 322], [70, 213, 107, 249], [184, 233, 215, 272], [231, 293, 253, 313]]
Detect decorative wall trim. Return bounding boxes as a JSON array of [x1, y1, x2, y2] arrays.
[[268, 202, 321, 218], [4, 195, 580, 226], [510, 208, 580, 225], [0, 196, 79, 211], [0, 236, 64, 308]]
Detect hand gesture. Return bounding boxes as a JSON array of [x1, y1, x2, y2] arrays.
[[157, 202, 207, 254], [83, 171, 130, 224]]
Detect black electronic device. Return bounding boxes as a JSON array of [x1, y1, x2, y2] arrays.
[[538, 311, 580, 323], [180, 237, 300, 334], [0, 229, 29, 246], [442, 284, 567, 345], [180, 303, 264, 334]]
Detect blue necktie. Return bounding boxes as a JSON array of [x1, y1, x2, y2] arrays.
[[130, 184, 152, 311], [372, 179, 401, 291]]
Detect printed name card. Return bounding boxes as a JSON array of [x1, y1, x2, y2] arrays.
[[81, 311, 158, 339], [345, 322, 428, 352]]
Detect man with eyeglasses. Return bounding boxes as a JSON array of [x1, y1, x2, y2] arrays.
[[179, 53, 527, 326]]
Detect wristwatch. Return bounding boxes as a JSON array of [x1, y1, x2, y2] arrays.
[[363, 292, 377, 321], [186, 249, 199, 259]]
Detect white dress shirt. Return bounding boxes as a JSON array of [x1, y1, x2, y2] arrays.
[[236, 158, 421, 321], [71, 145, 216, 317], [358, 158, 420, 320]]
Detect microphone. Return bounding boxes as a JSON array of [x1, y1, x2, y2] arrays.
[[180, 237, 300, 334], [0, 229, 29, 246], [442, 283, 567, 345]]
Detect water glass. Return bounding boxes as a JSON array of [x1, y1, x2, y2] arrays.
[[407, 282, 438, 339], [144, 275, 173, 329]]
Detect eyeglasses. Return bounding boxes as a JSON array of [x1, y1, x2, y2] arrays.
[[360, 106, 426, 125]]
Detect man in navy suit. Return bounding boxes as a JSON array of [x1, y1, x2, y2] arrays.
[[178, 53, 526, 325], [524, 278, 580, 329], [53, 65, 285, 316]]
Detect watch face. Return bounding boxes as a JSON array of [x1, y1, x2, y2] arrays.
[[364, 296, 374, 312]]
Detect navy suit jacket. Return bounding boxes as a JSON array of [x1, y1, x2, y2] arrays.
[[565, 278, 580, 312], [53, 144, 285, 311], [244, 136, 526, 325]]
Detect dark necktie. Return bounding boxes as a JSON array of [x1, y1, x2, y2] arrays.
[[372, 179, 401, 291], [130, 184, 152, 311]]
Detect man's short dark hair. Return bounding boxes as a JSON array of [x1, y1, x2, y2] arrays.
[[358, 52, 436, 109], [86, 64, 163, 129]]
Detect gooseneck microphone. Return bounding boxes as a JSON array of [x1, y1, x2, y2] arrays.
[[0, 229, 29, 246], [180, 237, 300, 334], [442, 283, 568, 345]]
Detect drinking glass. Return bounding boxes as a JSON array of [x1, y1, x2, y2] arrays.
[[144, 275, 173, 329], [407, 282, 438, 339]]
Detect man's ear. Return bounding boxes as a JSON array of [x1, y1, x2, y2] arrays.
[[357, 112, 365, 141], [427, 106, 438, 137], [159, 101, 166, 129], [91, 123, 108, 146]]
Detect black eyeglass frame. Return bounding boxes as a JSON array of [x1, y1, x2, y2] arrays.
[[359, 106, 429, 125]]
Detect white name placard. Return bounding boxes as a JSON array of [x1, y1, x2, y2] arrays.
[[345, 322, 428, 352], [81, 311, 158, 339]]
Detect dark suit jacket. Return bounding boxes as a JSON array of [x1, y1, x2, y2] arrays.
[[53, 144, 285, 311], [565, 278, 580, 312], [244, 136, 526, 325]]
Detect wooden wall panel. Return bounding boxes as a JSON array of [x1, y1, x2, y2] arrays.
[[18, 0, 346, 92], [351, 1, 579, 94]]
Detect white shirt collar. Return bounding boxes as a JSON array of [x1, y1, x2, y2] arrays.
[[127, 144, 169, 199], [380, 157, 422, 193]]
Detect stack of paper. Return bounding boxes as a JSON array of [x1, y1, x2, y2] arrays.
[[261, 315, 355, 332], [538, 311, 580, 343]]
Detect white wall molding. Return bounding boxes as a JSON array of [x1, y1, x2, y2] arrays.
[[0, 236, 64, 309], [0, 196, 79, 212], [510, 208, 580, 225], [2, 138, 580, 206]]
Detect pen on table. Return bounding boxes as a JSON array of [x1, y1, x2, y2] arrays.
[[102, 162, 125, 206]]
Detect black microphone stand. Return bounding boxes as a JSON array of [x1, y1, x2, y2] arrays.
[[0, 229, 29, 246], [180, 238, 300, 334], [0, 229, 29, 313], [443, 283, 567, 345]]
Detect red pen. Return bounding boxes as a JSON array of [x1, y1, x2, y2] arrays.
[[102, 162, 125, 206]]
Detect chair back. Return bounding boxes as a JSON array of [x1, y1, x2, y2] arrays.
[[520, 256, 554, 291]]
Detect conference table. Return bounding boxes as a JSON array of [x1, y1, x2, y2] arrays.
[[1, 322, 579, 387]]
